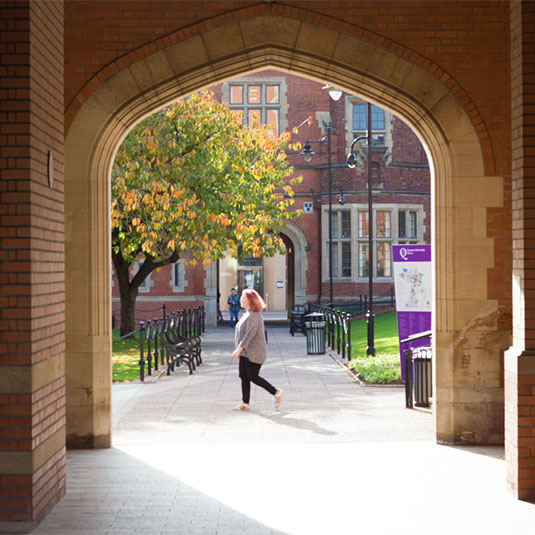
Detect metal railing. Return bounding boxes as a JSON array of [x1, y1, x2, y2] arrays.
[[113, 302, 206, 333], [137, 305, 204, 382], [308, 303, 353, 360], [328, 290, 394, 317], [401, 330, 432, 409]]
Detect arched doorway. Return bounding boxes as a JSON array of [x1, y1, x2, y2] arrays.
[[64, 8, 508, 449], [280, 233, 295, 315]]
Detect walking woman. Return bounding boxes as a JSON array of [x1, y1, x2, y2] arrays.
[[231, 289, 283, 411]]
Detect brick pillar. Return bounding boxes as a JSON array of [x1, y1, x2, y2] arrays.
[[0, 1, 66, 531], [505, 0, 535, 501]]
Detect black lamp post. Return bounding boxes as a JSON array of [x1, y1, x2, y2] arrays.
[[347, 102, 375, 356], [301, 122, 345, 306]]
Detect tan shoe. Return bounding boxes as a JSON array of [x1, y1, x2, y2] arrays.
[[274, 389, 283, 409], [233, 403, 250, 411]]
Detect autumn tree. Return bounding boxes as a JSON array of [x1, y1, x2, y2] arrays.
[[112, 90, 301, 335]]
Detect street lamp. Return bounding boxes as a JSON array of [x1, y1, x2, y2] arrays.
[[347, 102, 376, 356], [322, 85, 343, 101], [301, 123, 345, 306]]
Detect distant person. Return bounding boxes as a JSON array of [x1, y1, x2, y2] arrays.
[[231, 288, 282, 411], [217, 289, 223, 323], [228, 287, 240, 328]]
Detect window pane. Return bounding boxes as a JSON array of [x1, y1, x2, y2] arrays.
[[266, 109, 279, 137], [342, 242, 352, 277], [358, 243, 369, 277], [134, 263, 146, 288], [231, 109, 243, 124], [230, 85, 243, 104], [358, 211, 368, 238], [399, 211, 407, 239], [330, 211, 338, 239], [330, 242, 339, 278], [248, 109, 261, 127], [353, 103, 385, 131], [341, 211, 351, 238], [377, 211, 391, 238], [371, 104, 385, 130], [266, 85, 279, 104], [352, 103, 366, 131], [174, 263, 180, 286], [409, 211, 418, 239], [238, 246, 262, 266], [248, 85, 261, 104], [377, 242, 391, 277]]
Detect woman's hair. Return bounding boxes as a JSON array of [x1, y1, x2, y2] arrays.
[[242, 289, 266, 312]]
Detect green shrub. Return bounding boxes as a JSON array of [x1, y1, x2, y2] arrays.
[[348, 353, 401, 384]]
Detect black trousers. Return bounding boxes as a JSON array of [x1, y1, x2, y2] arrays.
[[239, 356, 277, 404]]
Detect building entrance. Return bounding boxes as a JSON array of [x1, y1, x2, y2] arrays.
[[237, 266, 263, 296]]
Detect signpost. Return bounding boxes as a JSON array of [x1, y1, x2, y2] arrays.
[[392, 245, 432, 379]]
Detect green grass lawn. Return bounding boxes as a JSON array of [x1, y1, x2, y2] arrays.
[[349, 311, 399, 358], [112, 329, 141, 382], [346, 311, 402, 384]]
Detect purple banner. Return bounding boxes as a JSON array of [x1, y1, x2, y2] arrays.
[[392, 245, 432, 380], [392, 245, 431, 263]]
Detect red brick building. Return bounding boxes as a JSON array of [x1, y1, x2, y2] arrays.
[[112, 70, 431, 326]]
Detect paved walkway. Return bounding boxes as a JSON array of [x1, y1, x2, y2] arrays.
[[31, 326, 535, 534]]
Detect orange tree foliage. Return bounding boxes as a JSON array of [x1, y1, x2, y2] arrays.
[[111, 90, 301, 333]]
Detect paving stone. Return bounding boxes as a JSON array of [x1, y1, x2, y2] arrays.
[[30, 325, 535, 535]]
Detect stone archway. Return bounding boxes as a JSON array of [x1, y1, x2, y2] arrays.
[[64, 9, 508, 448], [280, 221, 310, 308]]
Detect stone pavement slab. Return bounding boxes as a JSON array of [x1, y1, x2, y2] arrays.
[[29, 325, 535, 535]]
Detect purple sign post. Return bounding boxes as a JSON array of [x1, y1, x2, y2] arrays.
[[392, 245, 432, 379]]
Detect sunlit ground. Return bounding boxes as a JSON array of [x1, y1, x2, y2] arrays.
[[117, 441, 534, 535], [33, 325, 535, 535]]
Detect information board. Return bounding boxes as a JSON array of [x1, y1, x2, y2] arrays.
[[392, 245, 432, 379]]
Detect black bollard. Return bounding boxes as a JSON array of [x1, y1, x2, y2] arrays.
[[146, 320, 152, 376], [139, 322, 145, 382], [153, 318, 159, 369]]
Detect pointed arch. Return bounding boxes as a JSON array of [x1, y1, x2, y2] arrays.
[[64, 9, 507, 448]]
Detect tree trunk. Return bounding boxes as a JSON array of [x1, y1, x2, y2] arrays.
[[113, 254, 139, 336], [118, 285, 139, 336], [112, 244, 180, 336]]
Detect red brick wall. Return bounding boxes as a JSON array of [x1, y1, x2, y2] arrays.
[[63, 1, 510, 326], [111, 259, 207, 330], [505, 0, 535, 501], [0, 0, 66, 525], [114, 71, 431, 313]]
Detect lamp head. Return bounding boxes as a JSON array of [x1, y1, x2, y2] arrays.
[[322, 84, 343, 101], [346, 152, 358, 168], [301, 141, 315, 163], [339, 195, 346, 206]]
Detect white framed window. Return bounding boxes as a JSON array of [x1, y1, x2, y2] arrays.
[[133, 263, 154, 293], [169, 260, 187, 293], [326, 209, 352, 279], [398, 210, 419, 243], [222, 77, 288, 138], [358, 209, 393, 280], [353, 204, 426, 281], [352, 102, 386, 147], [324, 204, 425, 282], [344, 97, 393, 159], [228, 83, 281, 137]]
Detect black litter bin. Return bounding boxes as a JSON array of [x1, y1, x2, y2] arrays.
[[412, 347, 432, 407], [305, 312, 326, 354]]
